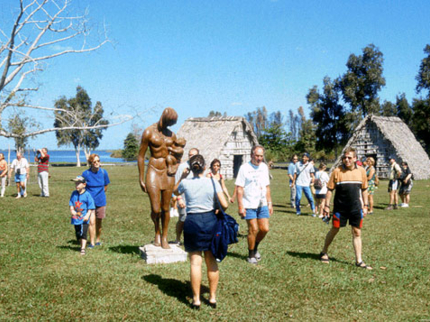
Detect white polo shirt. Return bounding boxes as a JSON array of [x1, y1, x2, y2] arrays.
[[235, 161, 270, 209]]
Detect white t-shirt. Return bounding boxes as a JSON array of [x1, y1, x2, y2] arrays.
[[177, 177, 222, 213], [235, 162, 270, 209], [315, 170, 330, 194], [294, 161, 315, 186], [175, 161, 193, 215], [11, 158, 29, 175]]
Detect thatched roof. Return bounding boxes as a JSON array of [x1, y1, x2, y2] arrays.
[[331, 115, 430, 180], [177, 116, 259, 163]]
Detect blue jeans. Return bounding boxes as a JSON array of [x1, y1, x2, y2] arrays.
[[295, 185, 315, 214]]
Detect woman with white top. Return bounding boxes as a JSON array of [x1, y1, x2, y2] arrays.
[[315, 163, 330, 218], [174, 154, 228, 310]]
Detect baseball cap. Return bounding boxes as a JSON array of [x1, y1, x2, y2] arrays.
[[71, 175, 86, 183], [302, 152, 310, 158]]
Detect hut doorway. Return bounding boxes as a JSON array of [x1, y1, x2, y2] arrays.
[[233, 155, 243, 178]]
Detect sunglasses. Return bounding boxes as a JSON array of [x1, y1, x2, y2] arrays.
[[342, 156, 353, 160]]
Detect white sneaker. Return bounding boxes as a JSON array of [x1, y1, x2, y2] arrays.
[[247, 257, 258, 265], [23, 192, 27, 198], [401, 203, 409, 208], [255, 251, 261, 261], [16, 194, 21, 199]]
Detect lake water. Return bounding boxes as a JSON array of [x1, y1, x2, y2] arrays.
[[0, 150, 133, 164]]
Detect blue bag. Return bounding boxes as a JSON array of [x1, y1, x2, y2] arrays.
[[210, 178, 239, 262]]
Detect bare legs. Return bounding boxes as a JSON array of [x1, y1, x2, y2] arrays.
[[246, 218, 269, 255], [321, 226, 370, 268], [190, 251, 219, 306], [148, 188, 172, 249]]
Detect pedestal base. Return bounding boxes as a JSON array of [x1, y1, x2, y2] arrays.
[[140, 244, 187, 264]]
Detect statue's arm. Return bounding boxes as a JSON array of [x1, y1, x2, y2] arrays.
[[138, 129, 151, 193]]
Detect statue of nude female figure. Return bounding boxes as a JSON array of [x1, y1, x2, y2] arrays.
[[138, 107, 183, 249]]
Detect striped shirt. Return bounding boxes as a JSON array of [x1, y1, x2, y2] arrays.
[[37, 154, 49, 173], [327, 164, 368, 214]]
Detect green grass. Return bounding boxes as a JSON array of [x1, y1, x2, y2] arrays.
[[1, 166, 429, 321]]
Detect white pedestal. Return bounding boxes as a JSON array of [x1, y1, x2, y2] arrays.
[[139, 244, 187, 264]]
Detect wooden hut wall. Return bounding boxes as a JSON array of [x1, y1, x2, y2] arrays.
[[219, 124, 254, 179], [351, 121, 397, 179]]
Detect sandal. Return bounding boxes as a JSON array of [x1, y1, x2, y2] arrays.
[[355, 261, 372, 270], [320, 252, 329, 263], [80, 248, 86, 256]]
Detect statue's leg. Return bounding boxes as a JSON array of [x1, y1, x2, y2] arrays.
[[147, 186, 162, 246], [160, 189, 172, 249]]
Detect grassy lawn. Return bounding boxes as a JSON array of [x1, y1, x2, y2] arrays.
[[0, 166, 429, 321]]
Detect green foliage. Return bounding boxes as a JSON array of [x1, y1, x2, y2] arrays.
[[110, 149, 123, 158], [416, 44, 430, 94], [54, 86, 109, 152], [308, 77, 349, 158], [0, 167, 429, 320], [339, 44, 386, 117], [7, 113, 38, 152], [380, 100, 397, 116], [208, 110, 227, 117], [396, 93, 413, 126], [412, 98, 430, 153], [122, 132, 139, 161]]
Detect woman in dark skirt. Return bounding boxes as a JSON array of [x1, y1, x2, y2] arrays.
[[174, 154, 228, 309]]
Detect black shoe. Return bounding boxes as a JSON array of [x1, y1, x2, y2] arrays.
[[209, 302, 217, 309], [191, 303, 200, 310]]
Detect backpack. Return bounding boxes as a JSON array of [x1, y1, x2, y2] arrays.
[[313, 172, 323, 190], [313, 178, 323, 190]]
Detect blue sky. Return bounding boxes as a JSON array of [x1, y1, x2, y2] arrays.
[[1, 0, 430, 150]]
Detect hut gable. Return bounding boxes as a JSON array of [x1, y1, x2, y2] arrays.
[[177, 117, 259, 179], [330, 115, 430, 180]]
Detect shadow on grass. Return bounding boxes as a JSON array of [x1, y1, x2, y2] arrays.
[[286, 251, 349, 265], [109, 245, 140, 255], [57, 245, 81, 252], [143, 274, 206, 306], [225, 251, 248, 261]]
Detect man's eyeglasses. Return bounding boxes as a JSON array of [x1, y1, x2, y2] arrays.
[[93, 160, 100, 163], [342, 156, 353, 160]]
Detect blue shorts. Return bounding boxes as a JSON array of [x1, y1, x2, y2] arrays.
[[15, 174, 26, 183], [245, 206, 270, 220]]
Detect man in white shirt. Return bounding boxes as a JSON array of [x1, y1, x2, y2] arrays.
[[236, 145, 273, 265], [292, 152, 316, 216], [9, 152, 30, 199]]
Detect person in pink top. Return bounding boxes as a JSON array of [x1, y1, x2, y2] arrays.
[[0, 153, 8, 197]]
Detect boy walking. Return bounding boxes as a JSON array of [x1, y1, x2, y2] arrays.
[[69, 176, 95, 255]]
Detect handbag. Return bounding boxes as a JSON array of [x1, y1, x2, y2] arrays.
[[210, 178, 239, 262]]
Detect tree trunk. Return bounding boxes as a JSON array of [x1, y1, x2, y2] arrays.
[[75, 144, 81, 167], [83, 146, 91, 162]]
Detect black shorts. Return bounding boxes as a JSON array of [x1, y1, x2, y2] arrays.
[[332, 210, 363, 229], [74, 223, 89, 241]]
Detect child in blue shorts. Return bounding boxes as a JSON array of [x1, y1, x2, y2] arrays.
[[69, 176, 95, 255]]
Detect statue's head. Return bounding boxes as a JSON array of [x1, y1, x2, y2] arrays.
[[159, 107, 178, 129]]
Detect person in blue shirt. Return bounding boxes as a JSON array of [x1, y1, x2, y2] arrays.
[[287, 154, 298, 208], [69, 176, 95, 255], [82, 154, 110, 248]]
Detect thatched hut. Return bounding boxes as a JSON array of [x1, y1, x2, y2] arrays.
[[176, 117, 259, 179], [330, 115, 430, 180]]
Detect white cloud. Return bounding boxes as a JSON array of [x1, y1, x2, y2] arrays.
[[231, 102, 243, 106]]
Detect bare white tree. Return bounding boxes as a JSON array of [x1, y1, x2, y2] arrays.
[[0, 0, 129, 141]]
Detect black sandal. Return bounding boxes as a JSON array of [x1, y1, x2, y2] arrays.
[[320, 252, 329, 263], [355, 261, 372, 270]]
